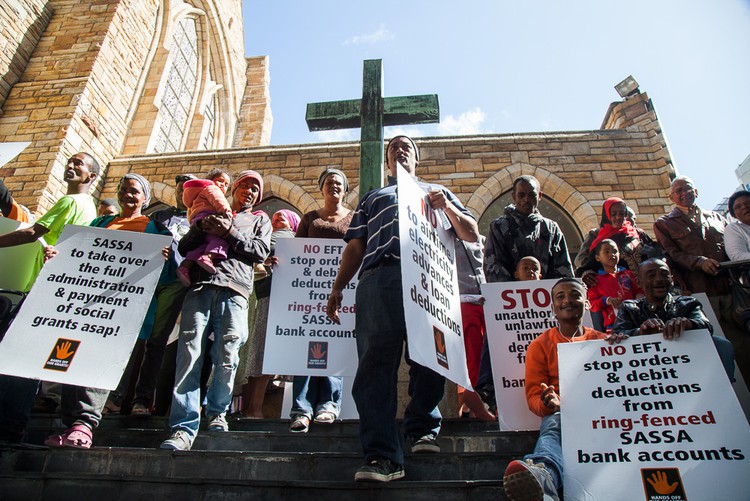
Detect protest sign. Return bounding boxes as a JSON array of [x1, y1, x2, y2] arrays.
[[0, 217, 42, 292], [559, 331, 750, 500], [397, 165, 471, 389], [0, 225, 169, 389], [263, 238, 358, 376], [482, 279, 593, 430]]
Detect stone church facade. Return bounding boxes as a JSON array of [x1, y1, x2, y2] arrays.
[[1, 0, 675, 248]]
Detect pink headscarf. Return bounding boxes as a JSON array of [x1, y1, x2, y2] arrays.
[[274, 209, 300, 233]]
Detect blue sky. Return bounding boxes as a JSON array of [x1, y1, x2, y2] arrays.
[[243, 0, 750, 209]]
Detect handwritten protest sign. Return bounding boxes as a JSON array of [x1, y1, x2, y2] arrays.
[[482, 279, 593, 430], [263, 238, 358, 376], [0, 225, 169, 389], [559, 331, 750, 500], [397, 165, 471, 389]]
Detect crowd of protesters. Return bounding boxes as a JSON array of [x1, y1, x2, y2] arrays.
[[0, 142, 746, 499]]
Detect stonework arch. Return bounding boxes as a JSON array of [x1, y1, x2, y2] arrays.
[[466, 163, 599, 235], [261, 174, 316, 214]]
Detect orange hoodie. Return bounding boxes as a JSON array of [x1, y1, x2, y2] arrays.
[[524, 326, 606, 417]]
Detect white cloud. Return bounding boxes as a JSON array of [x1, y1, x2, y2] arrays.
[[385, 125, 425, 138], [540, 116, 553, 129], [437, 107, 486, 135], [343, 24, 394, 45], [311, 129, 358, 143]]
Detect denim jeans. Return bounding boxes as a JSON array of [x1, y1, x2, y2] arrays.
[[525, 412, 563, 489], [712, 335, 736, 381], [169, 285, 248, 438], [291, 375, 343, 419], [352, 266, 445, 466]]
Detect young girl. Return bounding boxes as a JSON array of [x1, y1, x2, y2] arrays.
[[587, 239, 643, 332], [176, 168, 232, 286]]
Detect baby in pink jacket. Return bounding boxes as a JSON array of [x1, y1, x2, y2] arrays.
[[176, 169, 232, 286]]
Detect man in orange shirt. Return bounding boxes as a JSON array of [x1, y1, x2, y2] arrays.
[[503, 278, 606, 501]]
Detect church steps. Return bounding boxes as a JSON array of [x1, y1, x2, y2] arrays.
[[1, 474, 506, 501], [3, 417, 535, 499]]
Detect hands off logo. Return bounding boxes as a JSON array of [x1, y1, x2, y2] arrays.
[[44, 338, 81, 372], [307, 341, 328, 369], [641, 468, 687, 501]]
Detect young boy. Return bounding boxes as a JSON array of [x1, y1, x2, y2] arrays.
[[514, 256, 542, 281], [586, 239, 642, 332], [502, 278, 606, 501]]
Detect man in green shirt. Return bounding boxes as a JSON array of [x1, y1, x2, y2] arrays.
[[0, 152, 100, 444]]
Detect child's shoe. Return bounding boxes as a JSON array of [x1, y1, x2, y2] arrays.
[[176, 265, 192, 287], [197, 255, 217, 274]]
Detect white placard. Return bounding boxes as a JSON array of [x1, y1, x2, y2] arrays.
[[559, 331, 750, 501], [263, 238, 358, 376], [0, 141, 30, 168], [482, 279, 593, 430], [0, 225, 170, 389], [397, 165, 471, 389]]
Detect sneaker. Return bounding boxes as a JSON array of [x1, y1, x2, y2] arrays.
[[354, 457, 405, 482], [207, 414, 228, 432], [160, 430, 193, 451], [410, 434, 440, 453], [197, 255, 217, 274], [503, 459, 559, 501], [131, 402, 151, 416]]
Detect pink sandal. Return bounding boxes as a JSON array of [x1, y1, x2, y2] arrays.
[[45, 424, 93, 449]]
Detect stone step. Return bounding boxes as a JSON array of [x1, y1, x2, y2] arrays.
[[23, 416, 538, 454], [3, 447, 511, 482], [2, 473, 507, 501]]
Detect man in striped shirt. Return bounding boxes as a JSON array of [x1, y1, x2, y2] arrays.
[[326, 135, 479, 482]]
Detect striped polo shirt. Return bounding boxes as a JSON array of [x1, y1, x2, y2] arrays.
[[345, 175, 474, 276]]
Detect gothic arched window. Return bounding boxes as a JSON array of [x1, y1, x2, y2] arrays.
[[149, 16, 199, 153]]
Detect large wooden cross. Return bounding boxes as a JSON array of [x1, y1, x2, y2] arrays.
[[306, 59, 439, 195]]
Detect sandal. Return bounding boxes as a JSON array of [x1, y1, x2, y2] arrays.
[[45, 424, 93, 449], [314, 411, 336, 424], [289, 415, 310, 433]]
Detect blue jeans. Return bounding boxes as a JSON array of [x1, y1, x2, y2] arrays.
[[291, 376, 343, 419], [352, 266, 445, 466], [712, 335, 736, 381], [169, 285, 248, 438], [525, 412, 563, 489]]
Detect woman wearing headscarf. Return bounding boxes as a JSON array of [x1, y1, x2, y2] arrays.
[[289, 169, 353, 432], [44, 173, 171, 448], [575, 197, 661, 279], [574, 197, 661, 331]]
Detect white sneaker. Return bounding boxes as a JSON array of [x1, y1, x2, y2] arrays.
[[159, 430, 193, 451], [207, 413, 229, 432]]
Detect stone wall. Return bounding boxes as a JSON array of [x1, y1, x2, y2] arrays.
[[107, 91, 675, 237], [0, 0, 52, 110], [0, 0, 160, 213], [232, 56, 272, 148]]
